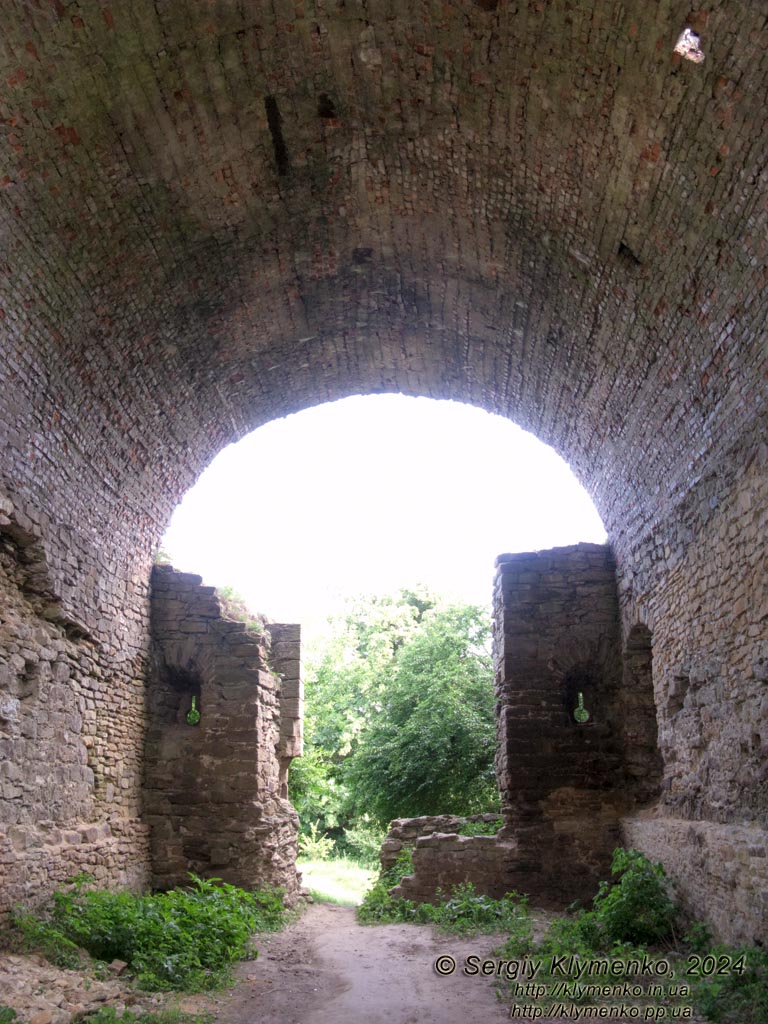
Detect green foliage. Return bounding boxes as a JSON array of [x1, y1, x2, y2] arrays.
[[80, 1011, 214, 1024], [289, 745, 347, 842], [535, 910, 602, 957], [690, 946, 768, 1024], [10, 909, 83, 969], [342, 818, 386, 866], [0, 1007, 19, 1024], [17, 873, 285, 992], [457, 817, 503, 837], [298, 822, 335, 861], [292, 589, 498, 848], [433, 884, 531, 937], [685, 920, 713, 952], [357, 850, 414, 923], [591, 848, 676, 946], [344, 600, 498, 824]]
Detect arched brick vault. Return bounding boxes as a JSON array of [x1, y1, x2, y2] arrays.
[[0, 2, 766, 938]]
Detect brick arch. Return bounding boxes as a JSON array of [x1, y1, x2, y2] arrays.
[[0, 1, 766, 942]]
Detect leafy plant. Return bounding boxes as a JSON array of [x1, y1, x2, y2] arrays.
[[0, 1007, 19, 1024], [298, 822, 336, 861], [690, 946, 768, 1024], [15, 873, 285, 992], [591, 848, 676, 945], [433, 883, 531, 937], [342, 818, 386, 866], [10, 909, 83, 968], [457, 817, 502, 837]]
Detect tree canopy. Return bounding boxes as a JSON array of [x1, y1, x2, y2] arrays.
[[289, 589, 499, 856]]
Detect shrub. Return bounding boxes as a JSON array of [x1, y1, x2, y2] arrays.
[[591, 848, 676, 946], [298, 822, 336, 861], [342, 819, 386, 866], [0, 1007, 19, 1024], [16, 873, 285, 992]]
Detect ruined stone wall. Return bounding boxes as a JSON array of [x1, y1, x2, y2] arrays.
[[495, 528, 767, 946], [380, 815, 516, 904], [0, 494, 150, 920], [266, 622, 303, 797], [143, 566, 301, 901]]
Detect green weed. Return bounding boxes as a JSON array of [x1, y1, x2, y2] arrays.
[[456, 817, 503, 837], [80, 1011, 214, 1024], [13, 873, 285, 992], [297, 822, 336, 861], [358, 852, 530, 937]]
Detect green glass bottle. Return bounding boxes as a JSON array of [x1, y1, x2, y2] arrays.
[[186, 695, 201, 725], [573, 691, 590, 724]]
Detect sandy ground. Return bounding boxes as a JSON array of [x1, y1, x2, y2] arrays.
[[182, 902, 513, 1024]]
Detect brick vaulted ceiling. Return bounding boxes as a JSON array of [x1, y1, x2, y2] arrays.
[[1, 1, 766, 560]]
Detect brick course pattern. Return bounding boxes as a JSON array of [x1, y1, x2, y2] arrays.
[[494, 544, 638, 906], [0, 1, 766, 941], [144, 565, 302, 901]]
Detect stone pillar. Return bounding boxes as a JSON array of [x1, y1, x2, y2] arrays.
[[493, 543, 627, 904], [143, 566, 301, 901]]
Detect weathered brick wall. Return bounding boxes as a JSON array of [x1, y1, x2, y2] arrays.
[[493, 544, 639, 905], [617, 438, 768, 946], [144, 566, 301, 901], [0, 1, 766, 940], [266, 622, 303, 794], [495, 540, 767, 945]]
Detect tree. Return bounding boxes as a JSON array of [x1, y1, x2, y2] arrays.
[[289, 590, 499, 844], [345, 602, 498, 824]]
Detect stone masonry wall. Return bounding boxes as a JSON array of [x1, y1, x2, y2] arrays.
[[617, 438, 768, 947], [266, 622, 303, 797], [143, 566, 301, 902], [0, 493, 150, 921], [492, 543, 642, 906], [381, 815, 517, 904], [0, 0, 766, 941]]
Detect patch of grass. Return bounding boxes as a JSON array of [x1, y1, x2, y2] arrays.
[[0, 1007, 20, 1024], [298, 856, 376, 906], [12, 873, 286, 993], [80, 1011, 214, 1024]]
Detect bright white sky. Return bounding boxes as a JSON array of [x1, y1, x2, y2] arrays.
[[161, 395, 606, 638]]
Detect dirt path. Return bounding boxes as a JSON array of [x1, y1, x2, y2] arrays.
[[183, 902, 512, 1024]]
